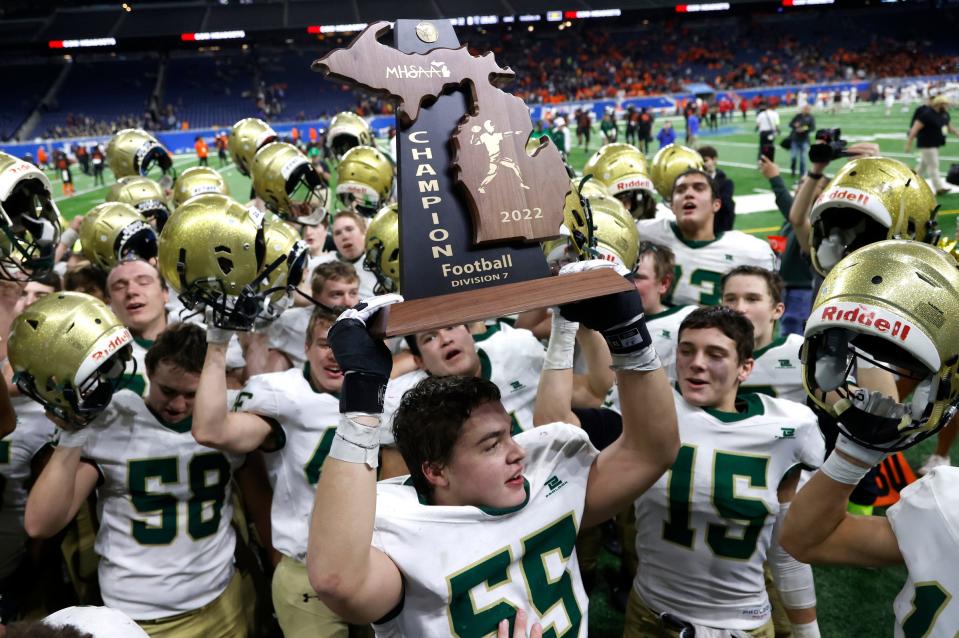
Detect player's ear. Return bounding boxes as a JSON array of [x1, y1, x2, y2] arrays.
[[422, 461, 448, 489], [737, 357, 755, 383]]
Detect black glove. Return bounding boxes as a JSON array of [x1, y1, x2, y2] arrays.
[[327, 294, 403, 413]]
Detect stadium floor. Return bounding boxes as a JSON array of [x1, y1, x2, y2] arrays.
[[46, 102, 954, 635]]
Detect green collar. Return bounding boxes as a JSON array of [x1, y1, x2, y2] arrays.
[[473, 322, 501, 343], [753, 335, 788, 359], [703, 393, 765, 422], [406, 476, 531, 515], [478, 349, 492, 380], [133, 336, 154, 349], [647, 304, 690, 321], [146, 404, 192, 433], [670, 221, 724, 248], [303, 363, 338, 398]]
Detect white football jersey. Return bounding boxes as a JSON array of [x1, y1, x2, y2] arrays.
[[79, 390, 244, 620], [232, 366, 340, 562], [888, 467, 959, 638], [267, 305, 310, 369], [637, 219, 777, 306], [380, 323, 546, 445], [633, 390, 825, 630], [339, 252, 377, 299], [372, 423, 598, 638], [740, 333, 805, 403], [0, 396, 56, 580]]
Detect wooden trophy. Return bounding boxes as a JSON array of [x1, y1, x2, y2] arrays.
[[313, 19, 630, 337]]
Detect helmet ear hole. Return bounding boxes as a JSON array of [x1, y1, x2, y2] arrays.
[[217, 257, 234, 275]]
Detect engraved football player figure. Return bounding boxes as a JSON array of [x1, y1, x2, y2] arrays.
[[470, 120, 530, 193]]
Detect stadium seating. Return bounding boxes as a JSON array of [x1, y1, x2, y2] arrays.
[[0, 63, 64, 141]]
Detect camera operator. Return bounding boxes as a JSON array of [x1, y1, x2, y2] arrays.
[[788, 104, 816, 177], [906, 95, 957, 195], [756, 101, 780, 160]]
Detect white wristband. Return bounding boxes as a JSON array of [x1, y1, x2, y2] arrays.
[[820, 451, 872, 485], [543, 311, 578, 371], [792, 621, 821, 638], [328, 414, 380, 469], [60, 228, 79, 248], [57, 427, 90, 448], [610, 348, 662, 372]]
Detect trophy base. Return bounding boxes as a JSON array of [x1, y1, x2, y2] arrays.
[[375, 268, 634, 338]]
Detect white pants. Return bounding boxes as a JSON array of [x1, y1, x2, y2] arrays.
[[916, 146, 947, 191]]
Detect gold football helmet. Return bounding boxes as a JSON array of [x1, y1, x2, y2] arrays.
[[258, 213, 309, 322], [542, 177, 597, 270], [584, 189, 639, 270], [158, 194, 267, 330], [649, 144, 705, 200], [172, 166, 230, 208], [106, 176, 171, 231], [809, 157, 940, 276], [229, 118, 278, 177], [802, 240, 959, 451], [8, 291, 133, 426], [251, 142, 328, 223], [335, 146, 394, 217], [0, 151, 61, 280], [79, 202, 157, 270], [583, 143, 657, 219], [326, 112, 374, 160], [363, 203, 400, 294], [105, 129, 173, 179]]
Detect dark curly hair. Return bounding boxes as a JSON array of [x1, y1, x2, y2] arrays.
[[393, 375, 501, 497], [145, 322, 207, 376]]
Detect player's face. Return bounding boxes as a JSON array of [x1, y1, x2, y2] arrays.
[[615, 190, 639, 214], [440, 400, 527, 509], [317, 277, 359, 309], [676, 327, 752, 410], [702, 156, 717, 173], [671, 173, 719, 231], [633, 254, 669, 314], [146, 361, 199, 423], [306, 321, 343, 393], [721, 274, 784, 348], [414, 325, 480, 378], [107, 260, 168, 335], [303, 224, 328, 255], [15, 280, 56, 313], [332, 217, 365, 261]]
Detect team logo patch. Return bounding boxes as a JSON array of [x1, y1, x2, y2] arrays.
[[509, 380, 525, 392], [544, 475, 567, 498], [776, 427, 796, 439], [777, 359, 793, 369]]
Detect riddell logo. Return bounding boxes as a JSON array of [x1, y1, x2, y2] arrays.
[[819, 189, 870, 207], [820, 305, 911, 341], [615, 178, 653, 191]]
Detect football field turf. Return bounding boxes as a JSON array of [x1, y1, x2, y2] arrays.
[[48, 102, 952, 635]]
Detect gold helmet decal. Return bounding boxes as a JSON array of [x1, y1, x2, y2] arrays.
[[809, 156, 940, 276], [336, 146, 394, 217], [0, 151, 61, 280], [172, 166, 230, 208], [363, 203, 400, 294], [9, 292, 133, 426], [106, 176, 171, 231], [229, 118, 278, 177], [79, 202, 158, 270], [649, 144, 705, 200], [802, 240, 959, 451], [326, 112, 373, 160], [105, 129, 173, 179]]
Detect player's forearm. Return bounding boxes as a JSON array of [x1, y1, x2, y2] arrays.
[[788, 173, 823, 253], [617, 367, 678, 467], [24, 446, 84, 538], [191, 343, 232, 448], [574, 327, 614, 406], [238, 331, 270, 378], [308, 451, 379, 603], [534, 367, 578, 426], [780, 469, 856, 563]]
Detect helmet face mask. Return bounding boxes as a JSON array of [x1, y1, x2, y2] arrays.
[[0, 153, 61, 281], [8, 292, 134, 426], [252, 142, 329, 224], [802, 240, 959, 451], [80, 202, 158, 270], [106, 176, 171, 232], [257, 214, 309, 323], [335, 146, 394, 218], [583, 143, 657, 220], [106, 129, 173, 180], [327, 112, 374, 161]]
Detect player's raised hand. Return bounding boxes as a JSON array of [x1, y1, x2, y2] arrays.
[[497, 609, 542, 638], [328, 294, 403, 413], [557, 260, 659, 371]]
